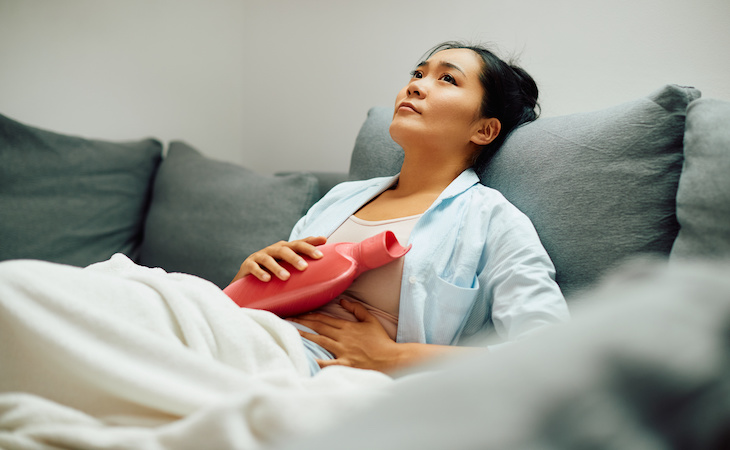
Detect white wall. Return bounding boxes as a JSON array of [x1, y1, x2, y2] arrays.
[[1, 0, 728, 174]]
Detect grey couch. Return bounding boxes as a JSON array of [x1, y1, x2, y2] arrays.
[[2, 84, 727, 299]]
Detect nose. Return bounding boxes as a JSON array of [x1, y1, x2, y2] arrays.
[[407, 78, 426, 98]]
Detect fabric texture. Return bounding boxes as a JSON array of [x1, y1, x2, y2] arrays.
[[671, 98, 730, 261], [0, 113, 162, 266], [139, 141, 320, 288], [348, 85, 701, 298], [0, 254, 391, 449], [290, 170, 569, 346], [284, 259, 730, 450]]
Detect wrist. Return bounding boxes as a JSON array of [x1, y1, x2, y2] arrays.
[[383, 342, 430, 373], [385, 342, 477, 373]]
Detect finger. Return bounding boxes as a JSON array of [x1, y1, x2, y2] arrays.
[[317, 358, 347, 369], [251, 253, 291, 280], [292, 313, 345, 329], [247, 265, 272, 282], [270, 245, 312, 273], [237, 259, 274, 282], [271, 240, 326, 273], [302, 236, 327, 249], [287, 239, 326, 262], [340, 298, 376, 323], [297, 330, 340, 354]]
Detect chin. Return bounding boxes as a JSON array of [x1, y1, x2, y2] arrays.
[[388, 120, 407, 147], [389, 117, 422, 148]]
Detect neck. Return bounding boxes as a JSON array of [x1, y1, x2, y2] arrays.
[[394, 151, 469, 196]]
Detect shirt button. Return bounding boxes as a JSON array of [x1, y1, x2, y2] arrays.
[[408, 276, 418, 284]]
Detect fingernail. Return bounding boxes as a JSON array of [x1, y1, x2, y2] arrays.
[[313, 250, 323, 258], [279, 270, 290, 279], [261, 273, 271, 281], [296, 259, 308, 269]]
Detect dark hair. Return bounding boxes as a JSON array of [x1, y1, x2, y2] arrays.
[[423, 41, 540, 171]]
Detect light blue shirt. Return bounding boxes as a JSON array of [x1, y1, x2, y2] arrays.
[[290, 169, 569, 347]]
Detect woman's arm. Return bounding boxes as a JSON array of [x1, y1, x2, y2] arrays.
[[291, 299, 477, 373]]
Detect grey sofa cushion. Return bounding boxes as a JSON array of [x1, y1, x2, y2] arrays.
[[349, 107, 403, 181], [348, 85, 700, 298], [671, 99, 730, 261], [484, 85, 700, 297], [0, 113, 162, 267], [139, 141, 320, 288]]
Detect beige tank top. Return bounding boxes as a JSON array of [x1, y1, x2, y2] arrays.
[[315, 214, 421, 340]]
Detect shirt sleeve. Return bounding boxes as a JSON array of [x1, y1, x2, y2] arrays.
[[480, 199, 570, 343], [289, 177, 392, 241]]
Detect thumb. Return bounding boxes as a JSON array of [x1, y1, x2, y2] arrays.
[[340, 299, 375, 323], [304, 235, 327, 246]]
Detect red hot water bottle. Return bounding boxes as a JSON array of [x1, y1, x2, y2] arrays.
[[223, 230, 411, 317]]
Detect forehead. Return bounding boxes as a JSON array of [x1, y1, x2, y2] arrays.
[[425, 48, 483, 74]]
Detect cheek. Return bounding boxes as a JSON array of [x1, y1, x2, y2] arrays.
[[437, 95, 480, 127], [452, 92, 481, 116]]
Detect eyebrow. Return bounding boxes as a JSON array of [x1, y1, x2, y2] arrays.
[[415, 60, 466, 76]]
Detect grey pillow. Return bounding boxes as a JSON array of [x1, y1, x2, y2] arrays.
[[0, 113, 162, 266], [139, 142, 321, 288], [349, 107, 403, 181], [670, 99, 730, 261], [483, 85, 699, 297], [348, 85, 701, 298]]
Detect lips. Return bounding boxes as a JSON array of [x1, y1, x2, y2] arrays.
[[397, 101, 420, 114]]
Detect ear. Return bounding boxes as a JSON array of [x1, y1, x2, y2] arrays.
[[470, 118, 501, 146]]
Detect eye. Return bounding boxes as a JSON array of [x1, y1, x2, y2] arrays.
[[440, 74, 457, 85], [409, 70, 423, 79]]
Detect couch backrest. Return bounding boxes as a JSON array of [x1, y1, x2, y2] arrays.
[[138, 142, 322, 288]]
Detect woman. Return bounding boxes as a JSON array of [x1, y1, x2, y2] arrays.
[[231, 42, 570, 374]]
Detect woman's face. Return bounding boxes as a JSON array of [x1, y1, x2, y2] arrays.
[[389, 48, 487, 153]]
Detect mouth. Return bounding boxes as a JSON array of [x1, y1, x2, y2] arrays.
[[397, 101, 420, 114]]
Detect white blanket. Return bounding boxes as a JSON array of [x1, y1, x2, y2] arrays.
[[0, 254, 392, 449]]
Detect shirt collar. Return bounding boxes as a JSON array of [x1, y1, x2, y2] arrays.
[[388, 168, 480, 198], [438, 168, 480, 200]]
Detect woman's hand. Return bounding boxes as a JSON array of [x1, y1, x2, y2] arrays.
[[291, 299, 403, 372], [231, 236, 327, 283], [292, 299, 479, 373]]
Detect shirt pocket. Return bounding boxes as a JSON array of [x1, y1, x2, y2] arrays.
[[423, 274, 478, 345]]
